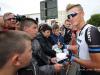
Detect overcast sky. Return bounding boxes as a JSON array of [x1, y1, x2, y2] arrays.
[[0, 0, 100, 20]]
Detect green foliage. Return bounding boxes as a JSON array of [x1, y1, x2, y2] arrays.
[[87, 14, 100, 27]]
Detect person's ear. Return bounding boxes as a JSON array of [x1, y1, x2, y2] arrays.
[[12, 54, 22, 67]]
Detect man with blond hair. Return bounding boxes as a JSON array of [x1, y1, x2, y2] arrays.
[[66, 4, 100, 75]]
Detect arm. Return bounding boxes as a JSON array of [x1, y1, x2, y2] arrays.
[[73, 54, 100, 69]]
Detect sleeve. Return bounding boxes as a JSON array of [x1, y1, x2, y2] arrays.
[[85, 26, 100, 53], [39, 65, 55, 75]]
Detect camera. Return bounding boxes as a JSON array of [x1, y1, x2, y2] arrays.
[[15, 15, 26, 22]]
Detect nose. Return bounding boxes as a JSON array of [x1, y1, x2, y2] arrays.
[[11, 18, 16, 22], [10, 20, 17, 25], [68, 16, 73, 20], [68, 18, 73, 24]]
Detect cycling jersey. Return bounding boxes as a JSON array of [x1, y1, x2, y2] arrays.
[[76, 24, 100, 60]]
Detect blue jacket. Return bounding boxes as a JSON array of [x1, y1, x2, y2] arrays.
[[50, 33, 64, 45]]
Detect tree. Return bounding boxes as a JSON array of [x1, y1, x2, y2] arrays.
[[87, 14, 100, 27]]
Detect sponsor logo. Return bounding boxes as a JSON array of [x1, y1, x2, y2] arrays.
[[87, 27, 91, 42]]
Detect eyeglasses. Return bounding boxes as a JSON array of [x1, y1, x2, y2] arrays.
[[67, 12, 78, 19], [6, 17, 16, 21]]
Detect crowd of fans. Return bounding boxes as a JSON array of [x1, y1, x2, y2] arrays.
[[0, 3, 100, 75], [0, 11, 73, 75]]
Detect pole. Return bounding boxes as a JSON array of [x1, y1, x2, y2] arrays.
[[45, 0, 47, 22]]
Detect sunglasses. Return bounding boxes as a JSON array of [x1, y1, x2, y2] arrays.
[[67, 12, 78, 19], [6, 17, 16, 21]]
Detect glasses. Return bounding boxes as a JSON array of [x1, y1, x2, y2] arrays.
[[67, 12, 78, 19], [6, 17, 16, 21]]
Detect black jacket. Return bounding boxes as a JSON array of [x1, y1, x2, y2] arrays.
[[36, 33, 56, 58], [32, 39, 50, 66], [32, 38, 56, 75]]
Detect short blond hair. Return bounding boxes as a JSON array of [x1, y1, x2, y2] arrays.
[[66, 4, 83, 11], [3, 12, 14, 21]]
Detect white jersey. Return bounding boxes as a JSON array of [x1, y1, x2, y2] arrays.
[[77, 24, 92, 60]]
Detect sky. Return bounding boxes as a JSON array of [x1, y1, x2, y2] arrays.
[[0, 0, 100, 20]]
